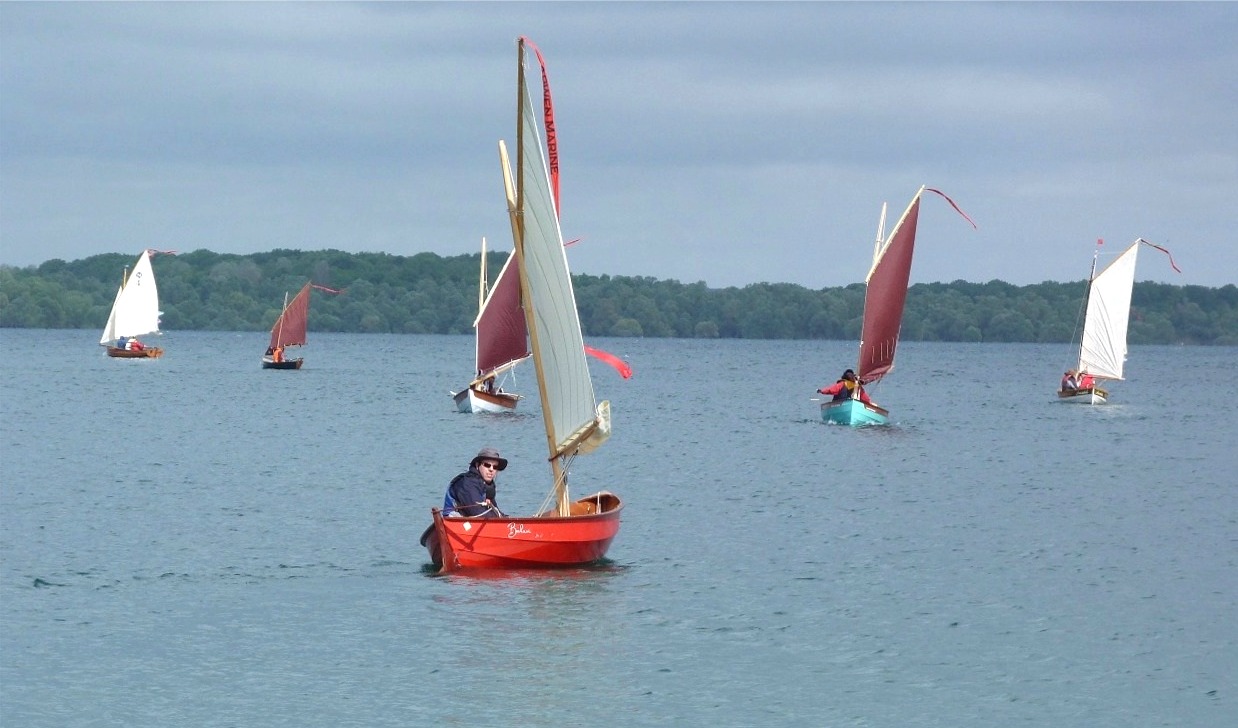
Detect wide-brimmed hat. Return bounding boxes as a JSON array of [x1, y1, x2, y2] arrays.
[[472, 447, 508, 471]]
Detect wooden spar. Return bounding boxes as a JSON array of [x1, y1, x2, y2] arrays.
[[275, 291, 289, 348], [859, 201, 887, 376], [479, 237, 488, 315]]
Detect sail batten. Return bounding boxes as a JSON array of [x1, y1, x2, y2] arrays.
[[100, 251, 161, 345], [857, 187, 923, 384]]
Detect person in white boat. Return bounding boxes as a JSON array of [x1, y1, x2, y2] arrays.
[[1061, 370, 1078, 391], [442, 447, 507, 518], [1076, 371, 1095, 390], [818, 369, 872, 404]]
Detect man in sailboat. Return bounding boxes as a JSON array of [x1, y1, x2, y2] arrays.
[[443, 447, 507, 518], [818, 369, 872, 404], [1061, 370, 1078, 392]]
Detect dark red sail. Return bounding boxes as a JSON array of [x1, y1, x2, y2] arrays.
[[269, 282, 311, 350], [858, 191, 921, 384], [475, 252, 530, 379]]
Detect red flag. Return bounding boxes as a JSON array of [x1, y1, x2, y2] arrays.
[[1137, 239, 1181, 273], [1097, 238, 1104, 246], [924, 188, 977, 229], [584, 345, 632, 379], [521, 37, 560, 217]]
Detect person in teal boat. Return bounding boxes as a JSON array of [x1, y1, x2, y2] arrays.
[[443, 447, 507, 518], [818, 369, 872, 404]]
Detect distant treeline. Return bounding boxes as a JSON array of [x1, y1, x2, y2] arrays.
[[1, 249, 1235, 345]]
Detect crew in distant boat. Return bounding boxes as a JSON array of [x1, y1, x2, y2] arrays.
[[1061, 370, 1078, 391], [1076, 371, 1095, 390], [483, 375, 497, 394], [818, 369, 872, 404], [272, 346, 284, 363], [128, 338, 144, 351], [443, 447, 507, 518]]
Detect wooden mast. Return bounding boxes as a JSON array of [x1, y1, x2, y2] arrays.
[[275, 291, 289, 348]]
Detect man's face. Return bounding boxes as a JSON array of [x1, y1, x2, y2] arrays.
[[477, 460, 501, 483]]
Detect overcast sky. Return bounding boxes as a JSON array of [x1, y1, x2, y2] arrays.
[[2, 2, 1234, 289]]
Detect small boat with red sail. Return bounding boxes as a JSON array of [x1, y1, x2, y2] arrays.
[[452, 237, 530, 413], [821, 186, 975, 426], [100, 250, 164, 359], [262, 282, 339, 369], [422, 37, 622, 573]]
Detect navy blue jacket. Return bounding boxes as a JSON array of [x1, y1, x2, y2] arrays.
[[443, 467, 499, 517]]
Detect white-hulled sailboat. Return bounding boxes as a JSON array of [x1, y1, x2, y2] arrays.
[[452, 237, 530, 412], [422, 36, 622, 573], [100, 250, 164, 359], [1058, 238, 1179, 404]]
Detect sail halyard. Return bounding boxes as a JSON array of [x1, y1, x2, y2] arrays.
[[857, 186, 923, 384], [1078, 241, 1139, 381]]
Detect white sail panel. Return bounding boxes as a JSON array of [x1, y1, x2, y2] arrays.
[[519, 76, 597, 453], [99, 284, 123, 345], [1079, 241, 1138, 380]]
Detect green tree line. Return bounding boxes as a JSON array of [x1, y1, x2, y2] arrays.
[[2, 249, 1235, 344]]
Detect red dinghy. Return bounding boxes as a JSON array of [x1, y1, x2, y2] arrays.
[[421, 492, 622, 570], [423, 37, 623, 573]]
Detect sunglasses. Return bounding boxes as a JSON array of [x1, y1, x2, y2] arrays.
[[478, 461, 500, 470]]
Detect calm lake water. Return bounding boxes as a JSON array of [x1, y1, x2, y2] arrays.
[[2, 329, 1235, 727]]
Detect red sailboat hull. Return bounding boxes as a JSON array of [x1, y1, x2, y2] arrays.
[[421, 492, 622, 573]]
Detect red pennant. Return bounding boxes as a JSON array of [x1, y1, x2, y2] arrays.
[[924, 188, 977, 229], [521, 37, 560, 217], [584, 345, 632, 379], [1137, 239, 1181, 273]]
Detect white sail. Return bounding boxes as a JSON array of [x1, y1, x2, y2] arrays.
[[516, 70, 606, 456], [98, 284, 123, 345], [100, 251, 162, 345], [1078, 241, 1138, 380]]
